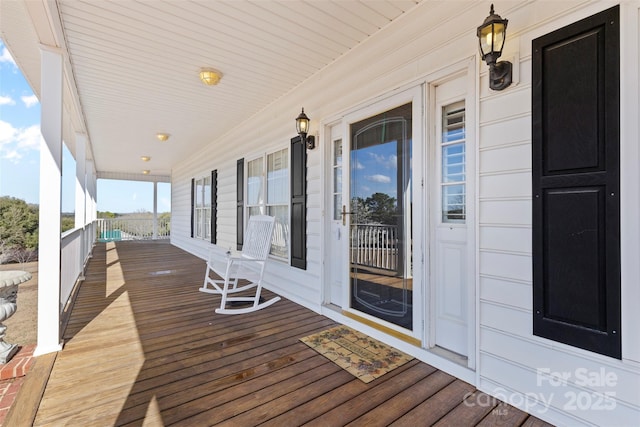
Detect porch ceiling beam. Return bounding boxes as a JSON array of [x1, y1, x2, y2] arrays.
[[97, 171, 171, 183]]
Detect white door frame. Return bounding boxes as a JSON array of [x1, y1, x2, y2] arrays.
[[322, 85, 425, 343], [425, 58, 477, 369]]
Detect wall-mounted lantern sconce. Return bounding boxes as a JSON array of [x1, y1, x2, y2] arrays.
[[477, 4, 512, 91], [295, 108, 315, 149]]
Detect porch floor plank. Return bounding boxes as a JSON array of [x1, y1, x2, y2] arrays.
[[26, 241, 552, 426]]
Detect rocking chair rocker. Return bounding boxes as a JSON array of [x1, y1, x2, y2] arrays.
[[199, 215, 280, 314]]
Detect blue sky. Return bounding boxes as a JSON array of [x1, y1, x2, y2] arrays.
[[0, 40, 170, 214], [351, 140, 399, 201]]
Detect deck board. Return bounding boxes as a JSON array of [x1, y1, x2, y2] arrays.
[[30, 240, 552, 426]]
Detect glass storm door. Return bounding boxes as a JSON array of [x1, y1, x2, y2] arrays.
[[347, 103, 413, 330]]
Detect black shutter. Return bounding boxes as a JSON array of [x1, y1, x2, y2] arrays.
[[290, 136, 307, 269], [190, 178, 195, 238], [236, 158, 244, 250], [532, 6, 620, 358], [211, 170, 217, 244]]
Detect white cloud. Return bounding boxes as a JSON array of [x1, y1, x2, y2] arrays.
[[0, 47, 16, 66], [0, 95, 15, 106], [366, 174, 391, 183], [0, 120, 41, 162], [21, 94, 39, 108], [354, 160, 365, 170], [16, 125, 42, 150], [0, 120, 17, 144], [369, 152, 397, 169]]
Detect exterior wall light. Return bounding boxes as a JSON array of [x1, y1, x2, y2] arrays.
[[295, 108, 315, 149], [477, 4, 512, 91]]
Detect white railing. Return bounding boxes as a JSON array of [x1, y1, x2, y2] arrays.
[[350, 223, 399, 272], [96, 217, 170, 241], [60, 221, 97, 314]]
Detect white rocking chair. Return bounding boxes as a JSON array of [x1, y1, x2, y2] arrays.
[[199, 215, 281, 314]]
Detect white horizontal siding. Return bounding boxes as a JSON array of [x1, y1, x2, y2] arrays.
[[168, 1, 640, 425], [480, 328, 640, 407], [479, 353, 640, 427], [479, 226, 531, 255], [479, 142, 531, 175], [479, 115, 531, 150], [475, 2, 640, 426], [480, 276, 531, 311], [479, 199, 531, 226], [479, 171, 531, 200]]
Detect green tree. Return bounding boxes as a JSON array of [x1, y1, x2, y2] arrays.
[[350, 196, 371, 224], [61, 216, 75, 233], [0, 196, 39, 263], [98, 211, 116, 218], [365, 192, 397, 225]]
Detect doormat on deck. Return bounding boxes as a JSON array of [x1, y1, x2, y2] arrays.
[[299, 325, 413, 383]]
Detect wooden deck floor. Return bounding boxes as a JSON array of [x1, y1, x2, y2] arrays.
[[29, 240, 552, 426]]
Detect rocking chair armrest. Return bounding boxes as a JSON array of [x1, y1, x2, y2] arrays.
[[226, 256, 263, 264]]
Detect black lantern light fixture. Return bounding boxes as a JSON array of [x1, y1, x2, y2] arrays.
[[477, 4, 512, 91], [295, 108, 315, 149]]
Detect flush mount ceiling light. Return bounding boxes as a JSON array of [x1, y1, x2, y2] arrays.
[[142, 170, 150, 175], [199, 68, 223, 86], [141, 156, 151, 162], [156, 133, 170, 142]]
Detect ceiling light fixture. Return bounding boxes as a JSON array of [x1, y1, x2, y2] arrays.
[[141, 156, 151, 162], [156, 133, 170, 142], [142, 170, 150, 175], [199, 68, 223, 86]]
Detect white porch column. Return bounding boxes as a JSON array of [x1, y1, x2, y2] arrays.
[[86, 160, 95, 221], [74, 133, 87, 228], [35, 45, 64, 356], [153, 181, 158, 239]]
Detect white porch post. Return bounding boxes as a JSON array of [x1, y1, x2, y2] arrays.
[[153, 181, 158, 239], [74, 133, 87, 228], [86, 160, 95, 221], [35, 45, 64, 356]]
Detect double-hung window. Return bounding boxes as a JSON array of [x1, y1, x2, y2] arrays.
[[246, 148, 289, 259], [193, 175, 211, 240]]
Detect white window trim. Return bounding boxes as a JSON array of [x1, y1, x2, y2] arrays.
[[245, 145, 290, 262], [193, 175, 211, 240]]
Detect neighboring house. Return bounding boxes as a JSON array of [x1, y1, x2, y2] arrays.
[[2, 1, 638, 426]]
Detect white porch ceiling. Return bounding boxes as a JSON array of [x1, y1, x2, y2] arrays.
[[2, 0, 423, 179]]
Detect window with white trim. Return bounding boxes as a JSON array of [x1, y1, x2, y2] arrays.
[[441, 101, 466, 223], [246, 147, 289, 259], [193, 175, 211, 240]]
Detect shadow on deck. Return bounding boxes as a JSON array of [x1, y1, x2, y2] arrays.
[[9, 241, 553, 426]]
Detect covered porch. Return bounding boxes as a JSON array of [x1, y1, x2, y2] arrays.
[[7, 240, 549, 426]]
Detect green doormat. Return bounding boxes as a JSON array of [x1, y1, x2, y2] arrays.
[[300, 325, 414, 383]]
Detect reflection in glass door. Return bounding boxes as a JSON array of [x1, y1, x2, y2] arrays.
[[349, 103, 413, 330]]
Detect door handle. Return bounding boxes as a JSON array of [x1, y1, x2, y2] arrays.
[[341, 205, 351, 226]]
